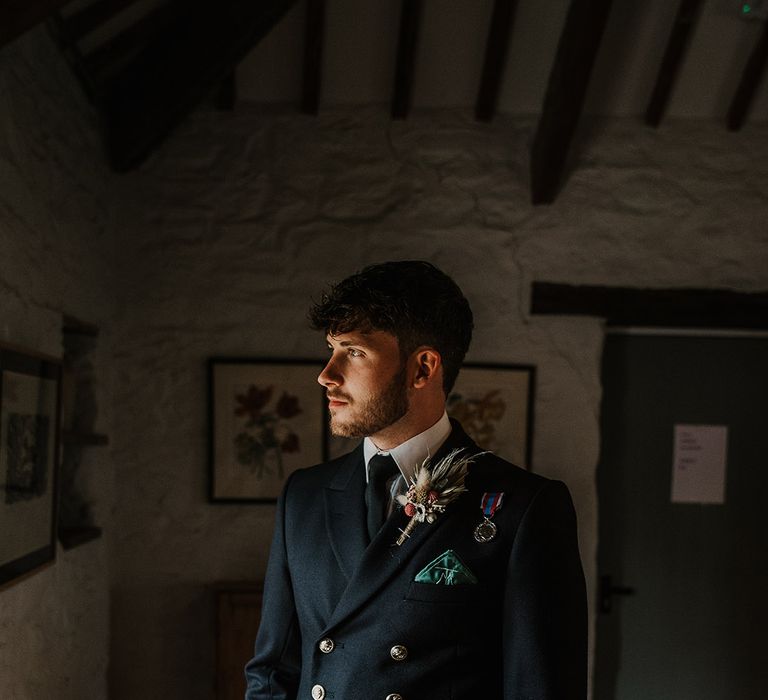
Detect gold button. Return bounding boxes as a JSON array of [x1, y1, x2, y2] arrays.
[[385, 694, 403, 700], [318, 638, 335, 654], [390, 644, 408, 661], [311, 684, 325, 700]]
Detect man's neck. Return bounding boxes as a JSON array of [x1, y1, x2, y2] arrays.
[[369, 406, 446, 451]]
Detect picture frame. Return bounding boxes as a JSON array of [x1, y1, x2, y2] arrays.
[[0, 345, 62, 589], [208, 358, 326, 503], [447, 363, 535, 469], [326, 363, 535, 470]]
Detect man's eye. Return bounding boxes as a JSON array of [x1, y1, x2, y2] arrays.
[[348, 348, 363, 357]]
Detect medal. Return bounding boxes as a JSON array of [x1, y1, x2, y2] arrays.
[[473, 518, 497, 543], [473, 492, 504, 543]]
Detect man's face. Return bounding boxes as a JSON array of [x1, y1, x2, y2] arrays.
[[318, 329, 409, 439]]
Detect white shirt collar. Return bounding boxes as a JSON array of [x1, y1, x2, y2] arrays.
[[363, 411, 452, 484]]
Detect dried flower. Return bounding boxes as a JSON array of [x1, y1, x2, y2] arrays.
[[276, 392, 302, 419], [394, 448, 479, 546], [235, 385, 273, 422]]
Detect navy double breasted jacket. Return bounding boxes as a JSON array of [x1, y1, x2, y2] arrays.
[[245, 423, 587, 699]]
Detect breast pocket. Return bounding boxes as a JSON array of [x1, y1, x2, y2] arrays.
[[404, 580, 486, 604], [398, 581, 487, 648]]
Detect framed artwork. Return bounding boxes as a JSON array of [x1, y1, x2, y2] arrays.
[[0, 346, 61, 589], [326, 363, 536, 470], [208, 359, 326, 502], [448, 364, 535, 469]]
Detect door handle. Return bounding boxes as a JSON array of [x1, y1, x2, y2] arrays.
[[599, 574, 636, 614]]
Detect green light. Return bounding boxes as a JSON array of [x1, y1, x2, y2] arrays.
[[743, 3, 752, 14]]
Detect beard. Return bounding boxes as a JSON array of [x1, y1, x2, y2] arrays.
[[328, 363, 409, 438]]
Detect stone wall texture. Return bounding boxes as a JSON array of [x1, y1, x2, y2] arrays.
[[111, 108, 768, 699], [0, 30, 114, 700]]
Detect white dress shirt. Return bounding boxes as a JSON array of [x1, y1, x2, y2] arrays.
[[363, 411, 452, 503]]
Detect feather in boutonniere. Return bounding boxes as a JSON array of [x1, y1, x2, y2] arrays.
[[394, 448, 482, 546]]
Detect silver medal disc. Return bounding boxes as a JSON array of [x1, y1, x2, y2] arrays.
[[473, 518, 497, 543]]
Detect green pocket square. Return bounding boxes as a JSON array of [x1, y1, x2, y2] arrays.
[[414, 549, 478, 585]]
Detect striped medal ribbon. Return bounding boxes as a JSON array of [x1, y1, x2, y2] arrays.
[[474, 492, 504, 543]]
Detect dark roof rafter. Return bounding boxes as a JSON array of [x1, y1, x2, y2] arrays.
[[97, 0, 300, 170], [475, 0, 519, 122], [530, 0, 614, 204], [391, 0, 423, 119], [61, 0, 138, 42], [302, 0, 326, 115], [80, 0, 182, 85], [645, 0, 705, 128], [727, 20, 768, 130], [0, 0, 73, 49]]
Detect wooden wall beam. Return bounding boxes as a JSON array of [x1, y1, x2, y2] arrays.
[[475, 0, 519, 121], [645, 0, 704, 128], [530, 282, 768, 330], [392, 0, 423, 119], [530, 0, 614, 205], [0, 0, 74, 49], [727, 20, 768, 130], [302, 0, 326, 115]]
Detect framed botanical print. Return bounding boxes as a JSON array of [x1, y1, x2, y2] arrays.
[[208, 359, 325, 502], [0, 346, 61, 589], [447, 364, 535, 469]]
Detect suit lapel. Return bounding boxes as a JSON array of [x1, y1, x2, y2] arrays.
[[325, 423, 479, 632], [324, 445, 368, 581]]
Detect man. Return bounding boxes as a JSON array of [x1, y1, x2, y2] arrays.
[[245, 261, 587, 699]]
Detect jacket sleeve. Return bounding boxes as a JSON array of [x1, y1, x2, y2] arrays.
[[244, 473, 302, 700], [503, 480, 588, 699]]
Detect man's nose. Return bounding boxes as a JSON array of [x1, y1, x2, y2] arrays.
[[318, 358, 340, 387]]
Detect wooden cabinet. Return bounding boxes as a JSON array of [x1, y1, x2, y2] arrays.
[[215, 582, 263, 700]]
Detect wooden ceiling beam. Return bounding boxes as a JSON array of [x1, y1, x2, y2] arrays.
[[62, 0, 138, 41], [302, 0, 326, 115], [645, 0, 704, 128], [530, 0, 614, 205], [82, 2, 181, 85], [99, 0, 299, 171], [215, 71, 237, 111], [0, 0, 74, 49], [475, 0, 519, 121], [392, 0, 423, 119], [727, 20, 768, 130]]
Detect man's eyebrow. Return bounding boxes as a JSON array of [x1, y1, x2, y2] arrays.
[[326, 337, 368, 348]]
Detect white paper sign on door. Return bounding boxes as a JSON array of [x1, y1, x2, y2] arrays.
[[671, 424, 728, 504]]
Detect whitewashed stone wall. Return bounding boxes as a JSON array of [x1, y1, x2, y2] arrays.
[[0, 31, 114, 700], [111, 107, 768, 698]]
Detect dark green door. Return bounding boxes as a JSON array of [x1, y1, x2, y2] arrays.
[[595, 333, 768, 700]]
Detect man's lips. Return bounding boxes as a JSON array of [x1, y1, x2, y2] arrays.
[[327, 394, 349, 408]]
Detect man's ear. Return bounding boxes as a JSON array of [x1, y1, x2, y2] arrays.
[[411, 347, 442, 388]]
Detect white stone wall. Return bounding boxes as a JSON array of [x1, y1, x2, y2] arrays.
[[0, 31, 114, 700], [111, 107, 768, 698]]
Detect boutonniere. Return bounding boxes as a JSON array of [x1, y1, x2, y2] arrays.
[[394, 448, 478, 546]]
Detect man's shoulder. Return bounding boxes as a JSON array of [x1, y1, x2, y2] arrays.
[[286, 447, 362, 492], [465, 450, 549, 497]]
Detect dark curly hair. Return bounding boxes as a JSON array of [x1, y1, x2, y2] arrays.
[[308, 261, 473, 394]]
